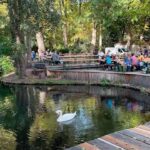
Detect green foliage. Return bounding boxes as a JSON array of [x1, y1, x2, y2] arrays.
[[0, 0, 150, 59], [0, 56, 14, 75], [0, 4, 12, 56], [58, 47, 83, 54], [0, 37, 12, 56], [70, 47, 82, 54], [58, 48, 70, 54]]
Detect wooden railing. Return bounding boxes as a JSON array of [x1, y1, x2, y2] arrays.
[[46, 54, 99, 64], [60, 54, 97, 58]]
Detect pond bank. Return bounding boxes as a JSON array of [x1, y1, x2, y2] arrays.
[[1, 70, 150, 95]]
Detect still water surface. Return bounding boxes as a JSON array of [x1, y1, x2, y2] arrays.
[[0, 85, 150, 150]]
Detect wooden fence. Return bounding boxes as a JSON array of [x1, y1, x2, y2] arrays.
[[47, 70, 150, 88]]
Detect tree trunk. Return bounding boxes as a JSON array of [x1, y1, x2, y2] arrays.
[[36, 31, 45, 56], [63, 23, 68, 48], [7, 0, 27, 79], [126, 24, 133, 51], [59, 0, 68, 48], [91, 22, 97, 53], [26, 31, 32, 67], [14, 26, 27, 78], [126, 32, 133, 50], [99, 24, 103, 50]]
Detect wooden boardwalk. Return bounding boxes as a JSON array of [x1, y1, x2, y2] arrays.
[[66, 122, 150, 150]]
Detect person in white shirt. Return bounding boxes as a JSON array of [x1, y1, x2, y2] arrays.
[[98, 51, 105, 58]]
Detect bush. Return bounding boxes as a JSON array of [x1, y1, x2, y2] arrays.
[[0, 37, 12, 56], [0, 56, 14, 75], [71, 48, 82, 54], [58, 48, 70, 54], [59, 47, 82, 54]]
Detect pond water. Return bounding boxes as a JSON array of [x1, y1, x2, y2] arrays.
[[0, 85, 150, 150]]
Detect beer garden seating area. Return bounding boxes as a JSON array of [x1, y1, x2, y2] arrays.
[[32, 53, 150, 74]]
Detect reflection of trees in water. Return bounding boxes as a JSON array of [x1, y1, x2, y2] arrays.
[[0, 86, 16, 149], [50, 85, 150, 100], [20, 86, 150, 149], [0, 85, 149, 149], [0, 126, 16, 150], [28, 98, 76, 149], [29, 112, 58, 150], [0, 85, 38, 150], [92, 106, 144, 137], [14, 86, 38, 150], [48, 85, 150, 112], [32, 91, 99, 148], [48, 92, 81, 113]]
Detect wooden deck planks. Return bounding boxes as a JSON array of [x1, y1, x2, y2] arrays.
[[87, 138, 121, 150], [144, 122, 150, 128], [102, 134, 139, 150], [138, 125, 150, 132], [79, 142, 100, 150], [66, 122, 150, 150], [119, 129, 150, 145], [131, 128, 150, 137], [110, 132, 150, 150]]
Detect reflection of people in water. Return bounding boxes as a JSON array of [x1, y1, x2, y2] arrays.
[[124, 98, 143, 112], [106, 99, 114, 109]]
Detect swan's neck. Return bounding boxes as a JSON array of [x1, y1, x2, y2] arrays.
[[59, 111, 63, 117]]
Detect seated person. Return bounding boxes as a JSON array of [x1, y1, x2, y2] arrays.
[[31, 50, 36, 61], [51, 51, 61, 65], [98, 51, 105, 58], [138, 53, 144, 70], [105, 54, 112, 70], [111, 54, 116, 61], [98, 51, 105, 63], [131, 53, 138, 71], [115, 55, 123, 71], [124, 53, 132, 71]]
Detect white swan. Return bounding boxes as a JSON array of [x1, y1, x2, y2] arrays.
[[56, 110, 76, 122]]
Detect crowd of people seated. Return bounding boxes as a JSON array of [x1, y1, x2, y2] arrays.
[[98, 50, 149, 72], [31, 47, 149, 72], [31, 49, 62, 65]]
